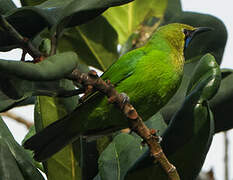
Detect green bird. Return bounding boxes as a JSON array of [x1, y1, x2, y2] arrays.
[[24, 23, 211, 162]]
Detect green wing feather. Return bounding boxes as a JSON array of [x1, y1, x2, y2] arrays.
[[101, 48, 145, 85]]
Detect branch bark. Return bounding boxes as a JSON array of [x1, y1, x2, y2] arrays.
[[1, 111, 33, 129], [68, 69, 180, 180]]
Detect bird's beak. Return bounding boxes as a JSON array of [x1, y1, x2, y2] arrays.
[[192, 27, 213, 37]]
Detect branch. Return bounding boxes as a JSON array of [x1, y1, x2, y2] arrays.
[[0, 15, 43, 60], [1, 112, 33, 129], [68, 69, 180, 180]]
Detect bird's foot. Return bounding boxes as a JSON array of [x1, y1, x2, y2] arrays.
[[141, 129, 162, 146]]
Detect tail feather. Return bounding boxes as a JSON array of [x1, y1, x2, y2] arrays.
[[23, 118, 78, 162]]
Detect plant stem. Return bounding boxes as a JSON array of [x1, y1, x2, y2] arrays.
[[1, 111, 33, 129], [224, 131, 229, 180]]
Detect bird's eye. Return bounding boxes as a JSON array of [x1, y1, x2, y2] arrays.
[[183, 29, 191, 37], [183, 29, 188, 35], [183, 29, 193, 48]]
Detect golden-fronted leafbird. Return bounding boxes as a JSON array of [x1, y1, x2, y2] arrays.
[[24, 23, 211, 161]]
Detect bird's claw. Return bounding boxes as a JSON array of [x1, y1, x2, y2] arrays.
[[119, 92, 130, 104]]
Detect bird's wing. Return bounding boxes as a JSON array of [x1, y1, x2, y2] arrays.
[[101, 48, 145, 85]]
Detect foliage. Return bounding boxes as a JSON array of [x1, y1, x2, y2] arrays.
[[0, 0, 230, 179]]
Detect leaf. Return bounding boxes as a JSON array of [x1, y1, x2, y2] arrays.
[[34, 79, 81, 180], [0, 52, 78, 81], [103, 0, 167, 44], [20, 0, 47, 6], [1, 0, 132, 51], [22, 125, 44, 171], [58, 16, 118, 71], [55, 0, 134, 35], [4, 0, 133, 37], [125, 54, 221, 180], [96, 113, 167, 180], [0, 141, 25, 180], [209, 70, 233, 132], [0, 0, 16, 15], [0, 116, 44, 179], [0, 72, 80, 112]]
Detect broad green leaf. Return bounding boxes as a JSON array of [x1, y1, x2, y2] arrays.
[[0, 141, 25, 180], [0, 0, 17, 51], [126, 54, 221, 180], [4, 0, 133, 37], [0, 0, 16, 15], [56, 0, 134, 35], [0, 72, 80, 112], [0, 52, 78, 81], [22, 125, 44, 171], [0, 117, 44, 179], [59, 16, 118, 71], [34, 79, 80, 180], [103, 0, 167, 44], [209, 70, 233, 132], [1, 0, 132, 51], [96, 113, 167, 180], [20, 0, 47, 6], [98, 134, 146, 180]]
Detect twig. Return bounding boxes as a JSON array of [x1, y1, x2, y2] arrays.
[[0, 15, 42, 60], [1, 112, 33, 129], [224, 132, 229, 180], [68, 69, 180, 180]]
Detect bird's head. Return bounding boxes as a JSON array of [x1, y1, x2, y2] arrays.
[[156, 23, 212, 54]]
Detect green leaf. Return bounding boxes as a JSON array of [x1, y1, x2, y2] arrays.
[[0, 0, 16, 15], [125, 54, 221, 180], [58, 16, 118, 71], [22, 125, 44, 171], [103, 0, 167, 44], [0, 72, 80, 112], [20, 0, 47, 6], [34, 79, 81, 180], [55, 0, 134, 35], [96, 113, 167, 180], [1, 0, 132, 51], [0, 52, 78, 81], [98, 134, 146, 180], [209, 70, 233, 132], [4, 0, 133, 38], [0, 116, 44, 179], [0, 141, 25, 180]]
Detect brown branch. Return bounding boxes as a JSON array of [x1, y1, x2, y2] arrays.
[[0, 15, 42, 60], [1, 112, 33, 129], [68, 69, 180, 180]]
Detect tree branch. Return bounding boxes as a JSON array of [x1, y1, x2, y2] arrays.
[[1, 112, 33, 129], [0, 15, 43, 60], [68, 69, 180, 180]]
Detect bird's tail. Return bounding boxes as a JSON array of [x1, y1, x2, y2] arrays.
[[23, 117, 78, 162]]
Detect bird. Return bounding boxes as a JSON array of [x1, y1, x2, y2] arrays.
[[23, 23, 211, 162]]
